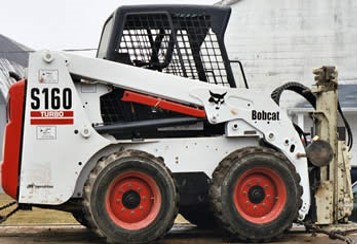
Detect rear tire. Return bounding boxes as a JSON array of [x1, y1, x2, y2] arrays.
[[209, 147, 302, 242], [83, 150, 178, 243]]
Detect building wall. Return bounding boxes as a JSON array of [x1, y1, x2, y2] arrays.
[[225, 0, 357, 90], [225, 0, 357, 165]]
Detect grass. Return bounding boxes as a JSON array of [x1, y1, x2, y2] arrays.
[[0, 194, 77, 224], [0, 193, 188, 225]]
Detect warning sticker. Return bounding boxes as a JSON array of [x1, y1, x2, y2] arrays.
[[36, 126, 57, 140], [39, 70, 58, 84]]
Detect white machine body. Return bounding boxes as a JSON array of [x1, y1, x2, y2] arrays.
[[17, 51, 310, 219]]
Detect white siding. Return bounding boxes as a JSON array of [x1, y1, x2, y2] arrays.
[[225, 0, 357, 90]]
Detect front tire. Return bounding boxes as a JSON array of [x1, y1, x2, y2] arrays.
[[209, 147, 302, 242], [83, 150, 178, 243]]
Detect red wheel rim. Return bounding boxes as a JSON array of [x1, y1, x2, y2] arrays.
[[233, 167, 287, 224], [105, 171, 161, 230]]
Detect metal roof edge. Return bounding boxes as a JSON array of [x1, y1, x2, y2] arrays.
[[287, 107, 357, 113], [214, 0, 242, 6]]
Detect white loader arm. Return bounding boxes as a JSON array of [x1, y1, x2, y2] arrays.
[[64, 51, 311, 219]]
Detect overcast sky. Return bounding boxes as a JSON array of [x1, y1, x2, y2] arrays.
[[0, 0, 217, 56]]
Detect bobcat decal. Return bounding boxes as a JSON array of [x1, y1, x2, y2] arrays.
[[209, 91, 227, 110]]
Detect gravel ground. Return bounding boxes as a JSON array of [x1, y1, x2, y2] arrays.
[[0, 223, 356, 244]]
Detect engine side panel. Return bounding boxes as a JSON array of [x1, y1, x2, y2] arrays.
[[18, 52, 111, 204]]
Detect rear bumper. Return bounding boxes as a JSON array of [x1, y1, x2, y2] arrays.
[[1, 80, 26, 200]]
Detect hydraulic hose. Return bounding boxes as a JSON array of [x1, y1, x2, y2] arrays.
[[271, 82, 352, 151], [9, 71, 22, 82]]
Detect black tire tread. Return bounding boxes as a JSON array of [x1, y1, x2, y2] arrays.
[[209, 146, 303, 242], [82, 149, 179, 243]]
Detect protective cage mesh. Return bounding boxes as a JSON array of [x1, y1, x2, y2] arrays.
[[117, 13, 229, 87]]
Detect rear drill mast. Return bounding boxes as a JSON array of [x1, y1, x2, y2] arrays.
[[311, 66, 353, 224]]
